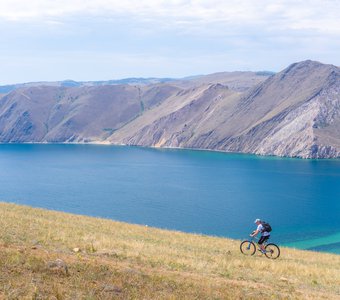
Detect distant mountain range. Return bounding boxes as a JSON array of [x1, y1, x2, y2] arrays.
[[0, 77, 176, 94], [0, 71, 275, 94], [0, 61, 339, 158]]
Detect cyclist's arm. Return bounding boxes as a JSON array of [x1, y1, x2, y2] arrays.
[[250, 230, 259, 237]]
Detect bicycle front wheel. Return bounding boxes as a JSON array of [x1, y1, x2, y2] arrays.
[[265, 243, 280, 259], [240, 240, 256, 255]]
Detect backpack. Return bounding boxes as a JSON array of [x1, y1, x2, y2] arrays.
[[261, 221, 272, 232]]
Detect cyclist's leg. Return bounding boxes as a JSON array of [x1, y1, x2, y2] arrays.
[[258, 235, 269, 251]]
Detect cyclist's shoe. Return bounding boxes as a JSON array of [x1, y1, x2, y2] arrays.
[[258, 249, 266, 254]]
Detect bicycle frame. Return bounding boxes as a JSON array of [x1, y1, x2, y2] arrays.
[[248, 236, 268, 252]]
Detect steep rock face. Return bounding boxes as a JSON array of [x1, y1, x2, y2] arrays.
[[252, 84, 340, 158], [213, 61, 340, 158], [109, 60, 340, 158], [109, 84, 238, 147]]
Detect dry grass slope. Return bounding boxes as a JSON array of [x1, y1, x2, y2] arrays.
[[0, 202, 339, 299]]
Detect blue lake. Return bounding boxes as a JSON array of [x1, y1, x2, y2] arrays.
[[0, 144, 339, 254]]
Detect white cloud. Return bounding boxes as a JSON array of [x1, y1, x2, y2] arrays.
[[1, 0, 339, 35], [0, 0, 339, 84]]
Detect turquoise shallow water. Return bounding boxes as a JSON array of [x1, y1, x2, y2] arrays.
[[0, 144, 339, 254]]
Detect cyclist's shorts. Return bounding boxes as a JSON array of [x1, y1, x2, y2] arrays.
[[258, 235, 270, 245]]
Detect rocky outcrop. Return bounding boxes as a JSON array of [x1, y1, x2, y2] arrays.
[[212, 61, 340, 158], [108, 60, 340, 158]]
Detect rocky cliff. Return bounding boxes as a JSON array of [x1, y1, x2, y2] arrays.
[[108, 61, 340, 158], [0, 61, 339, 158]]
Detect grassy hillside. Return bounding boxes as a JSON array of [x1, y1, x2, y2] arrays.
[[0, 202, 339, 299]]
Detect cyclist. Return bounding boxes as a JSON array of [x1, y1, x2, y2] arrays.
[[250, 218, 270, 253]]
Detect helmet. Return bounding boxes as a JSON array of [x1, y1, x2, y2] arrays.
[[254, 218, 261, 223]]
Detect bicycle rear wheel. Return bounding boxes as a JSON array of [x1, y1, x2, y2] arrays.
[[265, 243, 280, 259], [240, 240, 256, 255]]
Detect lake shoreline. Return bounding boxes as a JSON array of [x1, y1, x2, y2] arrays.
[[2, 141, 340, 160], [1, 144, 339, 255]]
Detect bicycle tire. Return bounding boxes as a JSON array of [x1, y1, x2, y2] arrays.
[[265, 243, 280, 259], [240, 240, 256, 255]]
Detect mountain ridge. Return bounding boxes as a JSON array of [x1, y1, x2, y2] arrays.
[[0, 71, 272, 94], [0, 60, 339, 158]]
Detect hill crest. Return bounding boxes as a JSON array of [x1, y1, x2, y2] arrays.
[[0, 60, 339, 158]]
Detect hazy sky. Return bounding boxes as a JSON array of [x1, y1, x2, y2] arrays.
[[1, 0, 339, 84]]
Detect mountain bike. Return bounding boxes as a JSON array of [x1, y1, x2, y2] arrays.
[[240, 236, 280, 259]]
